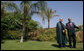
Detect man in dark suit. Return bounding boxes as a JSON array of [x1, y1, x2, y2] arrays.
[[66, 18, 79, 48]]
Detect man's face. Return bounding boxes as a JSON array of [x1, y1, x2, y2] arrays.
[[69, 18, 72, 22], [59, 18, 63, 22]]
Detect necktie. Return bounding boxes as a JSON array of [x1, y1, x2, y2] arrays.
[[70, 23, 72, 27]]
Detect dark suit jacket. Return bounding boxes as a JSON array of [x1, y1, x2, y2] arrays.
[[66, 22, 79, 36]]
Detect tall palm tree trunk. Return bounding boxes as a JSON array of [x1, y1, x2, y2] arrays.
[[20, 16, 26, 43], [20, 5, 26, 42], [48, 19, 50, 29], [20, 3, 26, 43]]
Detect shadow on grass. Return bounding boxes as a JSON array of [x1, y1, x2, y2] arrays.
[[1, 40, 5, 44], [51, 44, 59, 48], [65, 45, 69, 47], [51, 44, 69, 48]]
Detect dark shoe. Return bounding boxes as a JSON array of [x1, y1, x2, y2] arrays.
[[69, 46, 72, 48], [63, 45, 65, 47], [59, 46, 61, 48], [73, 46, 76, 48], [62, 44, 65, 47], [59, 44, 62, 48], [62, 45, 65, 47], [58, 45, 61, 48]]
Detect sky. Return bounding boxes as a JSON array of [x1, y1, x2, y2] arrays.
[[14, 1, 83, 28]]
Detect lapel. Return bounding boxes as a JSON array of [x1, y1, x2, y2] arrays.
[[68, 22, 70, 27], [68, 22, 73, 28], [67, 22, 70, 29], [58, 22, 61, 27], [59, 22, 64, 29]]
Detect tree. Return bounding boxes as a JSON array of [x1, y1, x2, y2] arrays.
[[1, 1, 19, 17], [1, 1, 22, 31], [1, 1, 47, 42], [20, 1, 47, 43], [40, 8, 59, 28]]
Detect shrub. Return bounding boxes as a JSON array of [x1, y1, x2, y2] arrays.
[[1, 30, 21, 40], [36, 28, 56, 41], [1, 30, 9, 39], [36, 28, 83, 43], [76, 30, 83, 43], [7, 30, 21, 39]]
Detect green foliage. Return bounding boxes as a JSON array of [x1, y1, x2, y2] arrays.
[[36, 28, 56, 41], [26, 20, 39, 32], [76, 30, 83, 43], [1, 12, 23, 30], [1, 30, 9, 39], [1, 19, 39, 40], [24, 19, 40, 40], [1, 12, 40, 40], [1, 1, 48, 42], [36, 28, 83, 43], [1, 30, 21, 40], [7, 30, 21, 39]]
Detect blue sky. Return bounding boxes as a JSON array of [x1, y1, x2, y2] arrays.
[[14, 1, 83, 28]]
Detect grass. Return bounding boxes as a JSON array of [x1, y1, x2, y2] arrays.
[[1, 40, 83, 50]]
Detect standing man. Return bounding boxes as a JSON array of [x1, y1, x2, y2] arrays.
[[66, 18, 79, 48], [56, 18, 67, 48]]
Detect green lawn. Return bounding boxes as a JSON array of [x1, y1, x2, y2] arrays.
[[1, 40, 83, 50]]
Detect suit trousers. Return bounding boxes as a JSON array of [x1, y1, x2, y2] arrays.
[[68, 33, 76, 47]]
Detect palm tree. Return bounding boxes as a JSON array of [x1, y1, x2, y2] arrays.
[[1, 1, 47, 43], [20, 1, 47, 43], [1, 1, 19, 17], [40, 8, 59, 28]]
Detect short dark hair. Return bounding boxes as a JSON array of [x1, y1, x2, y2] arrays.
[[68, 17, 71, 21]]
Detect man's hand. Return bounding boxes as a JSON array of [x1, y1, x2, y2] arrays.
[[62, 30, 65, 33], [62, 30, 65, 35]]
